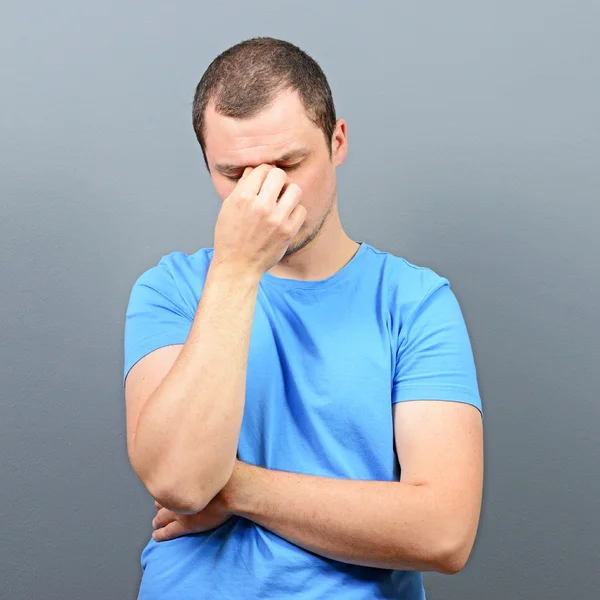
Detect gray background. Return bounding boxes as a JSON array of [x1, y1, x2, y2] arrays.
[[1, 1, 598, 599]]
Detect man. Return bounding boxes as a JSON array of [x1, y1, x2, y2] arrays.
[[123, 37, 483, 600]]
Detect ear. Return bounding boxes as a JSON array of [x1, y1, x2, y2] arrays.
[[331, 119, 348, 167]]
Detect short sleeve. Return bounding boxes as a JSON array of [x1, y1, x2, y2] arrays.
[[123, 263, 194, 386], [392, 280, 482, 416]]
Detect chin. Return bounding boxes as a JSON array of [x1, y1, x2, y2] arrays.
[[284, 231, 311, 256], [285, 199, 332, 257], [284, 239, 307, 257], [285, 225, 321, 256]]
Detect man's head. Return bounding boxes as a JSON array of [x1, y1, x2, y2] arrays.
[[192, 37, 347, 256]]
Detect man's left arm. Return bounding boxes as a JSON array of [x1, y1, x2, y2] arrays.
[[221, 399, 483, 574]]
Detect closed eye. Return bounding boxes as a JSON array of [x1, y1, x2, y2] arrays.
[[280, 163, 301, 172], [225, 163, 302, 182]]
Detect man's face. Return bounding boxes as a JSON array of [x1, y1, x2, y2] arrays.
[[203, 88, 347, 256]]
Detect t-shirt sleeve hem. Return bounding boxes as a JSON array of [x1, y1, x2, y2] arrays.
[[392, 387, 483, 416], [123, 333, 189, 387]]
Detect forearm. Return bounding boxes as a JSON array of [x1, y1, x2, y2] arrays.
[[133, 264, 260, 512], [224, 463, 471, 574]]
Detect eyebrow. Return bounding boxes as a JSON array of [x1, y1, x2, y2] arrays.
[[215, 148, 311, 174]]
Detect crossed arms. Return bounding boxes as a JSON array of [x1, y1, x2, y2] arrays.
[[125, 263, 483, 574]]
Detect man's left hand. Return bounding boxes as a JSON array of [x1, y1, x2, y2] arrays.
[[152, 490, 232, 542], [151, 460, 245, 542]]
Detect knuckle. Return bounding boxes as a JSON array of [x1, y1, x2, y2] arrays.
[[237, 190, 253, 203], [280, 221, 296, 237], [266, 213, 282, 227], [254, 204, 270, 218]]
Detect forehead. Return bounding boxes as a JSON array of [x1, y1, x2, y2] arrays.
[[204, 89, 321, 167]]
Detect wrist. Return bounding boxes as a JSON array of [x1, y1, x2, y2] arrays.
[[209, 256, 263, 288], [220, 460, 257, 516]]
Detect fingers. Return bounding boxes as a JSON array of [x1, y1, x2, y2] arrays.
[[256, 168, 287, 207], [287, 203, 308, 238], [152, 507, 186, 543], [152, 507, 173, 530], [152, 521, 186, 543], [238, 166, 253, 183], [272, 182, 303, 221], [235, 164, 273, 199]]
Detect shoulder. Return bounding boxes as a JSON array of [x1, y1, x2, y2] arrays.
[[137, 247, 214, 283], [128, 247, 215, 316], [363, 243, 451, 319]]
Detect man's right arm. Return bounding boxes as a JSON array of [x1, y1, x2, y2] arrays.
[[126, 263, 260, 514], [124, 165, 306, 514]]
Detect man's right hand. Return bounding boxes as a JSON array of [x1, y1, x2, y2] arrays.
[[212, 165, 307, 276]]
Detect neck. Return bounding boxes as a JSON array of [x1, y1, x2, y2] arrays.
[[267, 207, 359, 281]]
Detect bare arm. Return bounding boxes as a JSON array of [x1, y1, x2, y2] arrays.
[[128, 264, 260, 513], [125, 165, 306, 513], [221, 401, 483, 573]]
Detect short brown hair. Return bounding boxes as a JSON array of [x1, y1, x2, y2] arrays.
[[192, 37, 337, 168]]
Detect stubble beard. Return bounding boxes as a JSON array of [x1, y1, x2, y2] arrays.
[[284, 193, 335, 257]]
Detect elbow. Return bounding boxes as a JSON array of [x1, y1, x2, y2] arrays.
[[137, 462, 233, 515], [129, 442, 235, 514], [147, 483, 211, 515], [431, 535, 474, 575], [433, 550, 469, 575], [146, 472, 232, 515]]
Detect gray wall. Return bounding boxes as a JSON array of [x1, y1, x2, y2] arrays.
[[2, 1, 598, 599]]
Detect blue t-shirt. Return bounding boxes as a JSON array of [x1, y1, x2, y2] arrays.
[[123, 242, 482, 600]]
